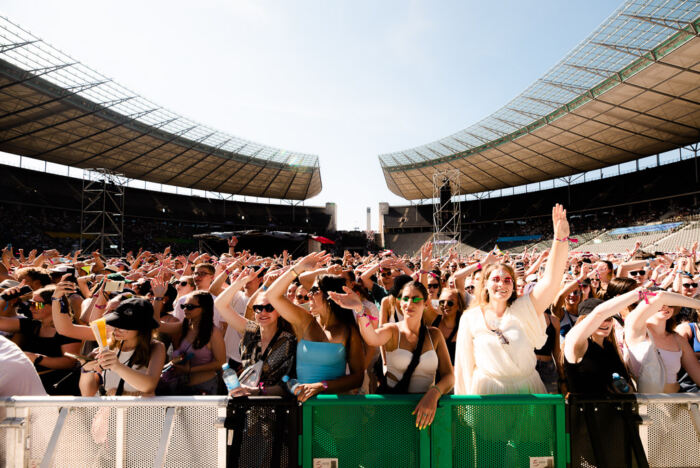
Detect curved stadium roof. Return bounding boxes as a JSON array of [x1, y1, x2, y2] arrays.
[[379, 0, 700, 200], [0, 17, 321, 200]]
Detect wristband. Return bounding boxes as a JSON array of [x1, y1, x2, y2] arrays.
[[262, 285, 269, 291], [476, 263, 482, 271], [51, 297, 62, 302], [258, 382, 266, 395], [555, 237, 578, 243], [153, 297, 164, 301], [429, 384, 442, 396], [95, 304, 106, 309], [290, 268, 299, 278], [34, 355, 44, 368]]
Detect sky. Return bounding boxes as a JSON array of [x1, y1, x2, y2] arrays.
[[2, 0, 618, 230]]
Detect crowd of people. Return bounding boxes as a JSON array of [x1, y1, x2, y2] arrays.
[[1, 204, 699, 433]]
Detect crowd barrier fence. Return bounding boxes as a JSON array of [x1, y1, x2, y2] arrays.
[[1, 393, 699, 467]]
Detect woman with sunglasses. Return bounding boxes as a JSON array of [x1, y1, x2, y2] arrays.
[[327, 280, 453, 429], [157, 291, 226, 395], [432, 288, 466, 364], [0, 283, 81, 395], [267, 251, 364, 402], [214, 269, 296, 396], [171, 275, 195, 320], [454, 204, 570, 395]]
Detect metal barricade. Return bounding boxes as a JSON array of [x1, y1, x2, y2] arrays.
[[0, 396, 228, 468], [636, 394, 700, 468]]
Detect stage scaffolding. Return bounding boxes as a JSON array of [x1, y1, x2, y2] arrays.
[[80, 169, 126, 256], [432, 170, 461, 257]]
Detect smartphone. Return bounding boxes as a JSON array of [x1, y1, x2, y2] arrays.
[[64, 352, 95, 362], [104, 279, 125, 293]]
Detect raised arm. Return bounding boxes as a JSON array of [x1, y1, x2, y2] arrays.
[[327, 286, 396, 347], [267, 252, 325, 334], [625, 290, 700, 346], [564, 289, 640, 364], [214, 269, 257, 335], [530, 205, 570, 313], [51, 281, 95, 341]]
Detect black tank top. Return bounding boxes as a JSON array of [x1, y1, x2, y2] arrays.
[[535, 317, 556, 357]]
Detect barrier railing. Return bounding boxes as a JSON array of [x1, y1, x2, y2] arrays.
[[2, 393, 698, 467]]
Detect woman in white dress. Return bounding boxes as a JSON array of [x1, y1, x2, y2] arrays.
[[454, 204, 570, 395]]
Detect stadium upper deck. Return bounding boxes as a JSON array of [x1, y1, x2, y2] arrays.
[[379, 0, 700, 199], [0, 17, 321, 200]]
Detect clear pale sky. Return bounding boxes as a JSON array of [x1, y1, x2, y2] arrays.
[[2, 0, 617, 230]]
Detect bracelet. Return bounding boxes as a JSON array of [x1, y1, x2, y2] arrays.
[[95, 304, 106, 309], [258, 382, 266, 395], [51, 297, 62, 302], [290, 268, 299, 278], [321, 380, 328, 390], [262, 285, 269, 291], [429, 384, 442, 396], [555, 237, 579, 243], [476, 263, 482, 271], [153, 297, 164, 301]]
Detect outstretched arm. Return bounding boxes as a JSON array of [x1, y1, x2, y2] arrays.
[[531, 205, 570, 313]]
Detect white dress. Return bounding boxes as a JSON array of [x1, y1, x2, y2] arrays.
[[454, 294, 547, 395]]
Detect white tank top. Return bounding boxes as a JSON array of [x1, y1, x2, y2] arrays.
[[385, 330, 438, 393], [103, 348, 146, 395]]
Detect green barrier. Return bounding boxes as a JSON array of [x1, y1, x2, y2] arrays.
[[302, 394, 565, 468]]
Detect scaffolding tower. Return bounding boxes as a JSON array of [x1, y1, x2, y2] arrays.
[[432, 170, 461, 257], [80, 169, 126, 256]]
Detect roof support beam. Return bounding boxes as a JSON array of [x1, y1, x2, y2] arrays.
[[621, 14, 698, 34], [74, 113, 172, 166], [209, 148, 264, 192], [0, 41, 37, 54], [136, 131, 216, 179], [179, 139, 237, 187], [0, 63, 75, 91], [0, 96, 136, 145], [111, 124, 196, 170], [507, 108, 543, 120]]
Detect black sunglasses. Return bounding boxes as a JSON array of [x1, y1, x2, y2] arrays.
[[629, 270, 646, 276], [253, 304, 275, 313], [296, 294, 309, 301], [178, 281, 190, 287], [380, 271, 392, 277], [682, 282, 698, 288], [427, 283, 440, 289], [465, 285, 475, 291], [438, 299, 454, 307], [182, 303, 200, 311]]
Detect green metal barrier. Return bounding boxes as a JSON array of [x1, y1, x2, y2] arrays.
[[302, 394, 565, 468]]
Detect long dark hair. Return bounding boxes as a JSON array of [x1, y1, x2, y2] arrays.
[[182, 291, 214, 349], [317, 274, 360, 344]]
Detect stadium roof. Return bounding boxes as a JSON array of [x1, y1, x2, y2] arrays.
[[379, 0, 700, 200], [0, 17, 321, 200]]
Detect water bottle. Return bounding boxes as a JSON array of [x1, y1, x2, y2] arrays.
[[282, 375, 299, 395], [612, 372, 630, 393], [222, 363, 240, 391]]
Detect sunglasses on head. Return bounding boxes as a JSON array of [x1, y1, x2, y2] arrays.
[[253, 304, 275, 313], [400, 296, 424, 303], [683, 282, 698, 288], [629, 270, 646, 276], [438, 299, 455, 307], [427, 283, 440, 289], [182, 303, 200, 311]]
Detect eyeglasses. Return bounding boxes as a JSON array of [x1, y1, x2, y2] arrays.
[[28, 300, 45, 309], [427, 283, 440, 289], [682, 282, 698, 288], [400, 296, 424, 303], [438, 299, 454, 307], [253, 304, 275, 313], [629, 270, 646, 276], [295, 294, 309, 301], [489, 276, 513, 285], [182, 303, 200, 311], [308, 286, 321, 296]]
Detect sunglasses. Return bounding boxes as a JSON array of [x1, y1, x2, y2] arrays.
[[296, 294, 309, 301], [28, 300, 45, 309], [400, 296, 424, 303], [489, 276, 513, 285], [380, 271, 392, 277], [438, 299, 455, 307], [629, 270, 646, 276], [253, 304, 275, 313], [465, 285, 475, 292], [182, 303, 200, 311], [427, 283, 440, 289], [682, 282, 698, 288], [569, 290, 581, 297], [177, 281, 191, 287]]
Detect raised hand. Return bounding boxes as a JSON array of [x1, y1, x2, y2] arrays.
[[295, 251, 327, 272], [327, 286, 363, 312], [552, 204, 570, 240]]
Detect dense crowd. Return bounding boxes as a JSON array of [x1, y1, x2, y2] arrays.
[[1, 205, 699, 432]]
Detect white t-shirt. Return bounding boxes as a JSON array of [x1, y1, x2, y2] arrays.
[[0, 335, 47, 396]]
